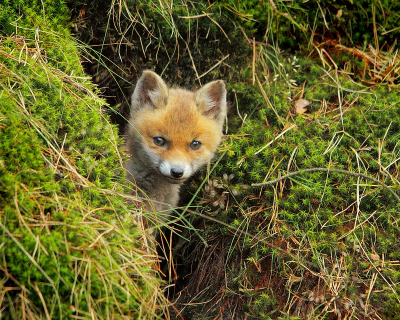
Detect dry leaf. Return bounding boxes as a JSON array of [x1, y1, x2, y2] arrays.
[[294, 98, 310, 115], [370, 253, 380, 261], [336, 9, 343, 18]]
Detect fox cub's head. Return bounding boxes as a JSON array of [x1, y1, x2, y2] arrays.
[[129, 70, 227, 184]]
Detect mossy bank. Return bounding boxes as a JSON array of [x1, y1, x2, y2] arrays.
[[0, 1, 166, 318]]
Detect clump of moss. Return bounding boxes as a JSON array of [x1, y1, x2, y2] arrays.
[[191, 53, 400, 318], [0, 2, 166, 319]]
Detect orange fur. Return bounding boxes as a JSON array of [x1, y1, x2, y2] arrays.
[[125, 71, 227, 222], [132, 89, 222, 169]]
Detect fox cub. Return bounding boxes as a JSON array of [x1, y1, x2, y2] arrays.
[[125, 70, 227, 220]]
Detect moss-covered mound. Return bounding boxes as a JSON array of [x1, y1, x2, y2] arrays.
[[0, 1, 166, 319], [185, 59, 400, 319]]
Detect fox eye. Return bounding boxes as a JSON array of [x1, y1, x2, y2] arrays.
[[153, 137, 167, 146], [190, 140, 202, 150]]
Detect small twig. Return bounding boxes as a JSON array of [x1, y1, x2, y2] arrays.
[[268, 0, 277, 10], [256, 76, 285, 127], [252, 38, 256, 85], [178, 13, 213, 19], [196, 54, 230, 80], [206, 13, 231, 44], [62, 77, 95, 98], [184, 41, 201, 86], [252, 168, 400, 203], [254, 123, 296, 155]]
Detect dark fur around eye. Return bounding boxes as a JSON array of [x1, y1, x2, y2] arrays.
[[153, 137, 167, 146]]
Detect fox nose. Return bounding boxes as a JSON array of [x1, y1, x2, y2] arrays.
[[170, 167, 184, 178]]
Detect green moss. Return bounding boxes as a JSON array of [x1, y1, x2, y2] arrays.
[[0, 1, 165, 319], [195, 55, 400, 318], [216, 0, 400, 49]]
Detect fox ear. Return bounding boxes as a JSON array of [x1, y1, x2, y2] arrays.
[[195, 80, 227, 124], [131, 70, 168, 111]]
